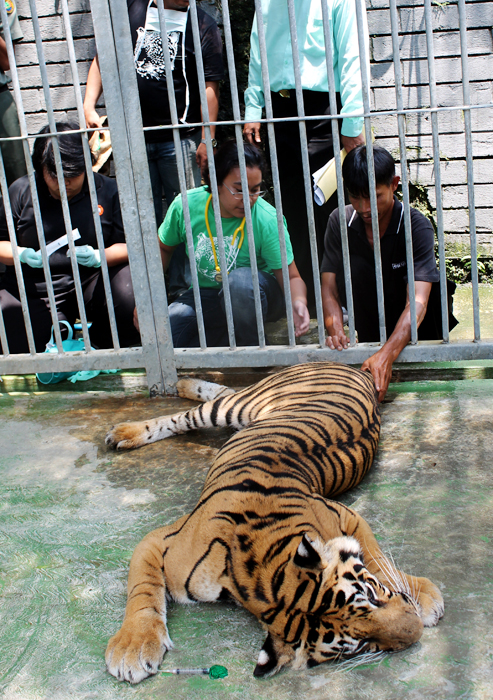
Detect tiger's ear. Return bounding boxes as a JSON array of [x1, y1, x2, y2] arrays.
[[253, 632, 295, 677], [293, 534, 325, 570]]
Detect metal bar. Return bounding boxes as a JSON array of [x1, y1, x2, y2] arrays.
[[221, 0, 277, 347], [188, 0, 238, 348], [424, 0, 449, 342], [155, 0, 207, 349], [2, 338, 493, 376], [111, 0, 187, 386], [0, 151, 36, 354], [0, 300, 8, 355], [135, 96, 493, 132], [60, 0, 120, 349], [0, 0, 64, 352], [390, 0, 417, 344], [2, 0, 491, 378], [320, 0, 356, 347], [29, 0, 93, 351], [253, 0, 309, 347], [90, 0, 176, 395], [286, 0, 325, 346], [0, 347, 146, 375], [458, 0, 480, 341], [172, 340, 493, 370], [108, 0, 178, 391], [355, 0, 387, 345]]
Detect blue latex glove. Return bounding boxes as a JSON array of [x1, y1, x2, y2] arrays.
[[19, 247, 44, 268], [73, 244, 101, 268], [67, 369, 118, 383]]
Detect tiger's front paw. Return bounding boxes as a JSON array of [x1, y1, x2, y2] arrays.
[[105, 421, 147, 450], [415, 577, 444, 627], [105, 615, 173, 683]]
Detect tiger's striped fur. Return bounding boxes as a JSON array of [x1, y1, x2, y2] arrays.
[[104, 362, 444, 684]]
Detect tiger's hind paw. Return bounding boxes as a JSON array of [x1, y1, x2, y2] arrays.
[[105, 421, 148, 450], [105, 616, 173, 683]]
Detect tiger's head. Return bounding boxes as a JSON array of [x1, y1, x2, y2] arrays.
[[253, 535, 423, 677]]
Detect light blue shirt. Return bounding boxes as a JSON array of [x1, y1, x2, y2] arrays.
[[244, 0, 368, 137]]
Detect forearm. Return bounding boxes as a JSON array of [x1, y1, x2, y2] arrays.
[[244, 17, 264, 122], [83, 57, 103, 125], [381, 297, 428, 363], [362, 289, 430, 402], [0, 241, 14, 265], [321, 279, 344, 335], [283, 267, 310, 337], [289, 276, 307, 305], [104, 243, 128, 267], [202, 83, 219, 139], [0, 37, 9, 72], [159, 242, 176, 273]]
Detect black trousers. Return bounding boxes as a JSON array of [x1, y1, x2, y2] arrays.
[[267, 90, 343, 305], [0, 263, 140, 354]]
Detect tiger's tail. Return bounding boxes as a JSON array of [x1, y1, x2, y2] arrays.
[[105, 378, 235, 450]]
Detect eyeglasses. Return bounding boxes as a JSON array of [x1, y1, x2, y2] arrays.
[[222, 182, 267, 200]]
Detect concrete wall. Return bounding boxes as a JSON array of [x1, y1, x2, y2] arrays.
[[367, 0, 493, 256], [13, 0, 94, 133], [10, 0, 493, 255]]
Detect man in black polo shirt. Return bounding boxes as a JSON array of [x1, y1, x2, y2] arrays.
[[321, 145, 456, 401]]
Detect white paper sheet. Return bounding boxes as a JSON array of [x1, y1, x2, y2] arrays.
[[44, 228, 81, 257]]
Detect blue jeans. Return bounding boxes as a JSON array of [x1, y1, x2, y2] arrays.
[[168, 268, 285, 347], [147, 133, 201, 296]]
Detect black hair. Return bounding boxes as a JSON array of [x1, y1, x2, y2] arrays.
[[32, 122, 90, 179], [342, 145, 396, 197], [203, 138, 267, 191]]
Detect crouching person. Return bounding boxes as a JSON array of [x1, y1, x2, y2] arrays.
[[321, 145, 457, 401], [0, 122, 140, 353], [158, 139, 310, 347]]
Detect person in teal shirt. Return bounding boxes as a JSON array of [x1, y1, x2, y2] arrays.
[[243, 0, 369, 305], [158, 139, 310, 347]]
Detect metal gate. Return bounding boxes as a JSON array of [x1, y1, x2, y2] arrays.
[[1, 0, 492, 396]]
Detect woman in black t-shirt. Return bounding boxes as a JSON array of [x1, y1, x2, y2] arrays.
[[0, 122, 140, 353]]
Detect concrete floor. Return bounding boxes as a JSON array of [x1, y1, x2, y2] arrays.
[[1, 285, 493, 699], [1, 371, 493, 700]]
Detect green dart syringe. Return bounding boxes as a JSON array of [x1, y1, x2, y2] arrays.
[[161, 664, 228, 679]]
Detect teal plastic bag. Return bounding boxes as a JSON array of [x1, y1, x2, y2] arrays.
[[67, 368, 118, 383], [36, 321, 86, 385], [36, 322, 119, 385]]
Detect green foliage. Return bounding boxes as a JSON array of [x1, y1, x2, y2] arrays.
[[445, 256, 493, 284]]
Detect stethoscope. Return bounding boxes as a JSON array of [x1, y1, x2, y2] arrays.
[[204, 194, 246, 283]]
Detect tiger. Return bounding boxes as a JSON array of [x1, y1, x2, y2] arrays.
[[104, 361, 444, 684]]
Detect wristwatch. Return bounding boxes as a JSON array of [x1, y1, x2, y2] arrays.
[[201, 138, 217, 148]]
